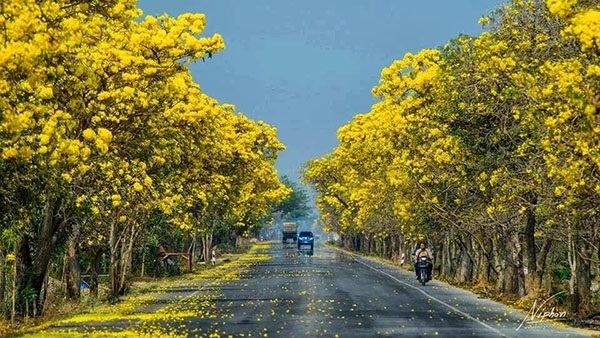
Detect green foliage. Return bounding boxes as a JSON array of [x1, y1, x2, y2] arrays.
[[273, 176, 312, 221]]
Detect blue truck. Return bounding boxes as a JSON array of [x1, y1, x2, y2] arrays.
[[297, 231, 314, 255]]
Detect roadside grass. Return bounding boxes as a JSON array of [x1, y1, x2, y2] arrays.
[[9, 241, 273, 338], [325, 242, 599, 334]]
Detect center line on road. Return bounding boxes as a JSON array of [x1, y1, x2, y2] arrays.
[[350, 254, 511, 338]]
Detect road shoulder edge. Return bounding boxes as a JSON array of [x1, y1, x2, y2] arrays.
[[325, 242, 600, 337]]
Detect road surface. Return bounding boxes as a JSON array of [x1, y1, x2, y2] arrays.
[[45, 241, 597, 337]]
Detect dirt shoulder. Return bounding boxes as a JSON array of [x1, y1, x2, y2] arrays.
[[4, 241, 273, 338]]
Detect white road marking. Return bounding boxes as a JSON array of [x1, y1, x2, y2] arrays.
[[349, 253, 511, 337]]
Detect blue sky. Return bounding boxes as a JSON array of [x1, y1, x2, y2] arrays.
[[137, 1, 504, 182]]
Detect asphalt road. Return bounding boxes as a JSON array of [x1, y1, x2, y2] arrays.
[[170, 241, 595, 337], [44, 241, 597, 337]]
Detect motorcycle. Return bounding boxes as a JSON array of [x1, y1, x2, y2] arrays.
[[416, 256, 432, 285]]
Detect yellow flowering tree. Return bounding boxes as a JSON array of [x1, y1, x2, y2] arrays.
[[0, 0, 286, 313], [160, 104, 289, 262], [305, 0, 599, 316]]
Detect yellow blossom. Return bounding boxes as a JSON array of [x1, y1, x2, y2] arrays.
[[97, 128, 113, 143], [62, 173, 73, 183], [38, 86, 53, 99], [2, 147, 19, 159], [83, 128, 96, 140], [111, 194, 122, 207]]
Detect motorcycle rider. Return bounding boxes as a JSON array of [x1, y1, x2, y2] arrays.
[[414, 242, 433, 280]]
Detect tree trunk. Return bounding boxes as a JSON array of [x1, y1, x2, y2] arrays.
[[492, 235, 505, 292], [141, 249, 145, 278], [32, 199, 61, 313], [476, 244, 488, 284], [535, 239, 552, 292], [118, 227, 136, 295], [65, 221, 81, 300], [369, 235, 379, 256], [503, 229, 525, 297], [516, 233, 526, 297], [109, 217, 119, 300], [390, 236, 396, 263], [451, 235, 461, 280], [372, 237, 377, 256], [399, 235, 405, 264], [458, 236, 473, 283], [480, 237, 494, 284], [403, 238, 412, 269], [41, 269, 49, 314], [573, 221, 593, 317], [0, 249, 5, 305], [15, 198, 62, 316], [202, 233, 213, 263], [524, 193, 537, 295], [433, 240, 442, 277], [441, 232, 452, 278], [574, 247, 592, 318], [503, 244, 516, 294], [11, 257, 16, 324], [385, 236, 392, 259], [15, 246, 42, 315], [567, 228, 576, 298], [193, 232, 203, 261], [597, 243, 600, 282], [201, 234, 206, 262], [126, 228, 135, 276], [89, 248, 102, 299]]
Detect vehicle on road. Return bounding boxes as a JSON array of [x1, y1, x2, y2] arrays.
[[282, 222, 297, 243], [416, 256, 432, 285], [297, 231, 314, 255]]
